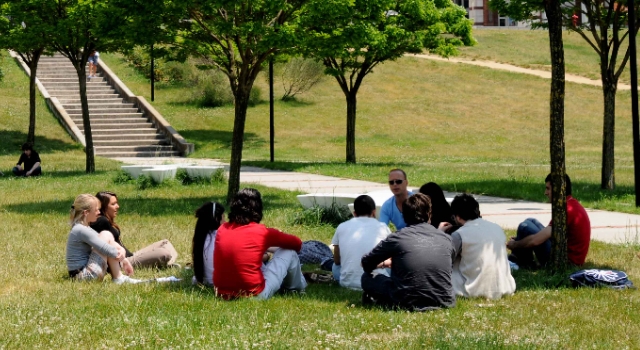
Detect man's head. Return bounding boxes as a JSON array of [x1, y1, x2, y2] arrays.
[[450, 193, 480, 224], [544, 173, 572, 201], [402, 193, 431, 227], [21, 143, 33, 157], [388, 168, 408, 197], [228, 188, 263, 225], [353, 195, 376, 217]]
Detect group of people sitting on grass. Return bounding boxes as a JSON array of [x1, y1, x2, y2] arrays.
[[65, 167, 591, 310]]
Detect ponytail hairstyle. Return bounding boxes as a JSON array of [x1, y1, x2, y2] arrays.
[[69, 194, 98, 227], [192, 201, 225, 284], [95, 191, 120, 232]]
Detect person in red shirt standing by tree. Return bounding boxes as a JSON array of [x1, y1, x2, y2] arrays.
[[213, 188, 307, 299]]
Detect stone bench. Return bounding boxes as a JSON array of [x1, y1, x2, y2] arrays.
[[140, 165, 178, 184], [183, 165, 225, 179], [121, 165, 155, 179]]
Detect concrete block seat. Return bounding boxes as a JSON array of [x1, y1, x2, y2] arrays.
[[120, 165, 155, 179], [141, 165, 178, 183], [184, 165, 225, 179], [297, 193, 360, 210]]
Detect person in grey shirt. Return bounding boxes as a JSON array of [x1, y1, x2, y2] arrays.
[[66, 194, 139, 284], [361, 193, 456, 311]]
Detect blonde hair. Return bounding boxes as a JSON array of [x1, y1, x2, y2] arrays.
[[69, 194, 99, 227]]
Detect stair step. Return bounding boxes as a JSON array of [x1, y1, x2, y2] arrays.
[[69, 112, 144, 118], [72, 118, 147, 124], [57, 96, 122, 102], [93, 139, 169, 147], [38, 78, 105, 83], [93, 134, 165, 141], [62, 103, 135, 109], [90, 128, 160, 135], [40, 82, 110, 87], [94, 145, 175, 151], [48, 89, 116, 95], [95, 151, 181, 157], [66, 108, 139, 114], [78, 122, 153, 130]]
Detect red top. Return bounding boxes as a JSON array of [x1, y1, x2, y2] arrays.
[[213, 222, 302, 298], [549, 196, 591, 265]]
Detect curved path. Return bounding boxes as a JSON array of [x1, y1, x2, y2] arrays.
[[116, 157, 640, 245], [409, 53, 633, 91]]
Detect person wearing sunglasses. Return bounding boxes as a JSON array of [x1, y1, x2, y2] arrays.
[[379, 169, 413, 231], [90, 191, 179, 269]]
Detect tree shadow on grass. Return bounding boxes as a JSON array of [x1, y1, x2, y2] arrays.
[[0, 130, 79, 156], [279, 97, 316, 107], [0, 170, 111, 180], [179, 129, 265, 150], [2, 191, 295, 216], [243, 160, 414, 172], [512, 261, 625, 291]]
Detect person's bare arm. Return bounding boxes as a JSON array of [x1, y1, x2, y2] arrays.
[[26, 162, 40, 176], [507, 226, 552, 250], [333, 245, 341, 265]]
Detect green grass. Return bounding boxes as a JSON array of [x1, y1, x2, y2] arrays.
[[98, 50, 639, 214], [458, 29, 638, 84], [2, 51, 640, 348]]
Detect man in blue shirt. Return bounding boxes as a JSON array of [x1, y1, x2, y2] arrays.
[[379, 169, 412, 231]]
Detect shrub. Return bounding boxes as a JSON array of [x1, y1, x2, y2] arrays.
[[113, 170, 133, 184], [163, 61, 198, 84], [136, 174, 156, 190], [200, 71, 233, 107], [211, 168, 226, 184], [122, 46, 166, 81], [248, 86, 262, 106], [279, 57, 325, 101], [292, 203, 353, 227]]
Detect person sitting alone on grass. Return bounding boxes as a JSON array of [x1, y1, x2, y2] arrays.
[[66, 194, 140, 284], [331, 194, 391, 290], [441, 193, 516, 299], [213, 188, 307, 299], [191, 201, 225, 286], [361, 193, 456, 311], [507, 174, 591, 268], [13, 143, 41, 177], [90, 191, 179, 269], [379, 168, 413, 231]]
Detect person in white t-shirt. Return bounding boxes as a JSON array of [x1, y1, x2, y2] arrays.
[[331, 195, 391, 290], [191, 201, 225, 286]]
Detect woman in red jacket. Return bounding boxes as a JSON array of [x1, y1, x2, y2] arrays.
[[213, 188, 307, 299]]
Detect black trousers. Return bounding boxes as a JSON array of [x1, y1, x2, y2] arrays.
[[13, 166, 41, 177]]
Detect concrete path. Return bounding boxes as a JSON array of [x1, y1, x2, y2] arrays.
[[115, 157, 640, 245], [410, 53, 634, 91]]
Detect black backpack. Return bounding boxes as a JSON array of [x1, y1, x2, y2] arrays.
[[569, 269, 634, 290]]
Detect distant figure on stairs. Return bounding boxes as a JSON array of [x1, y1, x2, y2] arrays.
[[13, 143, 42, 177], [88, 50, 100, 78]]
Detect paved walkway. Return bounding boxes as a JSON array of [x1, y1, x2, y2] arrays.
[[115, 157, 640, 245], [410, 54, 634, 91]]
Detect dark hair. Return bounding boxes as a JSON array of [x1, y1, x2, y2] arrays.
[[389, 168, 407, 179], [192, 201, 225, 284], [545, 173, 572, 196], [228, 188, 263, 225], [402, 193, 432, 227], [95, 191, 120, 233], [450, 193, 480, 221], [21, 143, 33, 151], [353, 195, 376, 217], [419, 182, 453, 228]]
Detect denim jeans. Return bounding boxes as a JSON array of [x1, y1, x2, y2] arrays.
[[513, 218, 551, 267], [13, 165, 41, 177]]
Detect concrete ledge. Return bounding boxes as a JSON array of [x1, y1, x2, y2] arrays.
[[98, 60, 194, 156], [121, 165, 154, 179], [141, 167, 177, 183], [184, 165, 224, 178]]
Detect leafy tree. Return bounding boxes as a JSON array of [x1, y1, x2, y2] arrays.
[[492, 0, 640, 190], [180, 0, 307, 203], [300, 0, 474, 163], [0, 0, 55, 144], [490, 0, 569, 269]]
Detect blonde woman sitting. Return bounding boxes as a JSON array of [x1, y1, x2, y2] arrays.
[[65, 194, 140, 284]]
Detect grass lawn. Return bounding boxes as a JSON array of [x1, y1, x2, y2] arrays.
[[2, 51, 640, 349], [458, 29, 639, 84], [98, 49, 639, 214]]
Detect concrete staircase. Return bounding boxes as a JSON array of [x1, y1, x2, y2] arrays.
[[36, 55, 181, 157]]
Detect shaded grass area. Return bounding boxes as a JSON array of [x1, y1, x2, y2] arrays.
[[2, 53, 640, 347]]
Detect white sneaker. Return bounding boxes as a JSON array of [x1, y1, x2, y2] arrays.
[[112, 275, 143, 285]]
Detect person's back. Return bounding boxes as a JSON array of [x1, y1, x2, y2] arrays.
[[453, 218, 515, 299], [332, 216, 390, 290], [566, 196, 590, 265]]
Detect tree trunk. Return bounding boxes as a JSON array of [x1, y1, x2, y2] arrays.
[[27, 52, 42, 144], [346, 92, 357, 163], [545, 0, 568, 271], [600, 80, 617, 189], [77, 65, 95, 173], [226, 87, 251, 204]]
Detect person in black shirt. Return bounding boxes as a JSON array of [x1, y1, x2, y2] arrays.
[[361, 193, 456, 311], [13, 143, 41, 177]]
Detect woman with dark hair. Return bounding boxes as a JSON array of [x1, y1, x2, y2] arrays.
[[191, 201, 225, 286], [90, 191, 179, 269], [419, 182, 455, 231], [213, 188, 307, 299]]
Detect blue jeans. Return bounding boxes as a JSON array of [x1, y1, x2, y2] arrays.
[[13, 165, 41, 177], [513, 218, 551, 267]]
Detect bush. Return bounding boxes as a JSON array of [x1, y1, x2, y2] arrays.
[[176, 167, 227, 185], [200, 71, 234, 107], [279, 57, 325, 101], [163, 61, 198, 84], [292, 203, 353, 227], [113, 170, 133, 184], [211, 168, 226, 184], [122, 46, 166, 82], [248, 86, 262, 106], [136, 174, 156, 190]]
